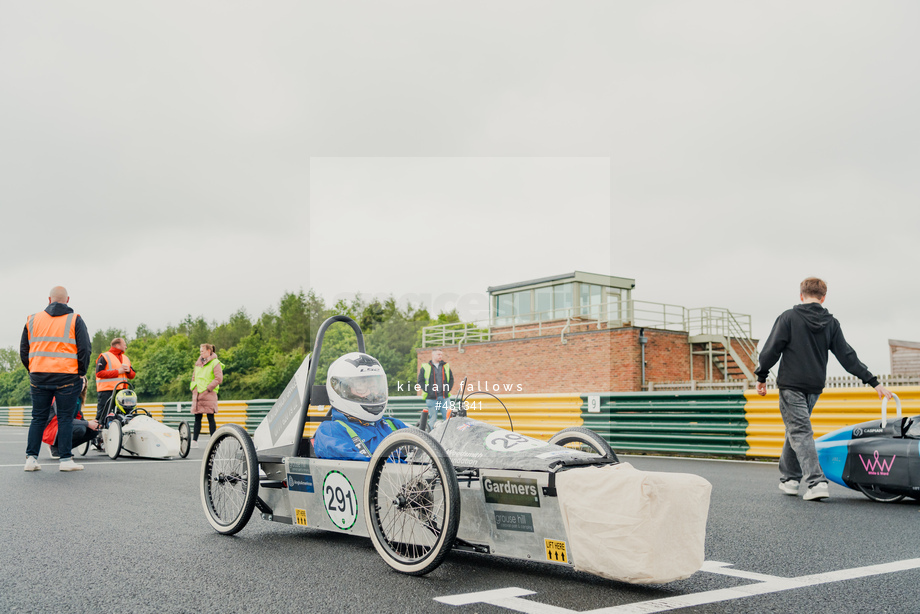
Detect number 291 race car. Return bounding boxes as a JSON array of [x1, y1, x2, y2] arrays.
[[199, 316, 712, 584]]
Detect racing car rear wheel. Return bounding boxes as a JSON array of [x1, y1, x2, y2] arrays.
[[106, 421, 122, 460], [856, 483, 905, 503], [200, 424, 259, 535], [365, 429, 460, 576], [178, 421, 191, 458], [547, 426, 618, 461]]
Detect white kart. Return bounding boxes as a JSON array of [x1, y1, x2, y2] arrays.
[[99, 384, 191, 460], [104, 410, 191, 460]]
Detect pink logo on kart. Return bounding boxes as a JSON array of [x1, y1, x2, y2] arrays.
[[858, 450, 896, 476]]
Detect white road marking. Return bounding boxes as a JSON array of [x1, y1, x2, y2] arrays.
[[434, 558, 920, 613], [435, 587, 536, 605], [0, 459, 199, 468], [699, 561, 783, 582]]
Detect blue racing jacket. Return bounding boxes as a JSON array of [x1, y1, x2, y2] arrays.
[[313, 408, 407, 461]]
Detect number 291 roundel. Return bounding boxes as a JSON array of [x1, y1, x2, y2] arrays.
[[323, 470, 358, 530], [485, 430, 548, 452]]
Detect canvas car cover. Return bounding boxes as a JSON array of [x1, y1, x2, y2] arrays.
[[555, 463, 711, 584]]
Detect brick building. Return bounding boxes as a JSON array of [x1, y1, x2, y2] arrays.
[[418, 272, 759, 394], [889, 339, 920, 376]]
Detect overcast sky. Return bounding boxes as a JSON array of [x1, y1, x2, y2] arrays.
[[2, 2, 918, 378]]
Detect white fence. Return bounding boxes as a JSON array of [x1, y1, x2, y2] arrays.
[[645, 374, 920, 392]]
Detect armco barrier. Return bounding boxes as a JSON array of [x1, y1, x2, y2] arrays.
[[581, 391, 750, 456], [744, 386, 920, 457], [5, 388, 913, 459]]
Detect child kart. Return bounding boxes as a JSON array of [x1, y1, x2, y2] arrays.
[[199, 316, 711, 582], [97, 383, 191, 460], [816, 394, 920, 502]]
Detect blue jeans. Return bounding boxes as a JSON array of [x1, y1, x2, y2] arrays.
[[778, 389, 826, 488], [27, 380, 81, 460], [426, 398, 448, 423]]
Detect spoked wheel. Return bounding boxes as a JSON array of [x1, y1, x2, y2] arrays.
[[200, 424, 259, 535], [364, 428, 460, 576], [106, 421, 122, 459], [178, 421, 191, 458], [547, 426, 618, 461], [856, 483, 905, 503]]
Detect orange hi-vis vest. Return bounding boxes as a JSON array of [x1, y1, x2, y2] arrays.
[[26, 310, 79, 374], [96, 351, 132, 391]]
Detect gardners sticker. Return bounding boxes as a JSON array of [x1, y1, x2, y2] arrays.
[[482, 475, 541, 507]]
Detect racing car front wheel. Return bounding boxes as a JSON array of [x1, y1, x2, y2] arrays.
[[365, 428, 460, 576], [547, 426, 618, 461], [106, 421, 122, 460], [200, 424, 259, 535], [178, 421, 191, 458], [856, 483, 905, 503]]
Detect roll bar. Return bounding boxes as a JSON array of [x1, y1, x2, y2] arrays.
[[289, 315, 365, 458]]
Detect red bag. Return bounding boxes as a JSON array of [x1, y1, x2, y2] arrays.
[[42, 416, 58, 445]]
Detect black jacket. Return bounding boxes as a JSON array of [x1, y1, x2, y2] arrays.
[[20, 302, 91, 386], [754, 302, 878, 394]]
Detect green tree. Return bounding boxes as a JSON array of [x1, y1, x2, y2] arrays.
[[0, 347, 21, 373], [211, 308, 252, 351], [91, 328, 127, 358]]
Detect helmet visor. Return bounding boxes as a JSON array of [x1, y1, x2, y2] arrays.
[[331, 373, 388, 406], [116, 392, 137, 409]]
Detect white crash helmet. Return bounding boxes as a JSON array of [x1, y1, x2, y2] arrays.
[[326, 352, 388, 422]]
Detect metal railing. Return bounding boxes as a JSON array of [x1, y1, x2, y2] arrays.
[[645, 373, 920, 391], [422, 300, 754, 347]]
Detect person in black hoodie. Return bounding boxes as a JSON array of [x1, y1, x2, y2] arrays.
[[754, 277, 892, 502]]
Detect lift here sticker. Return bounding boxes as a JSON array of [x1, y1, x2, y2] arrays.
[[323, 471, 358, 530], [545, 539, 568, 563]]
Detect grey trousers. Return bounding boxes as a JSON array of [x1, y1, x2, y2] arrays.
[[778, 389, 826, 488]]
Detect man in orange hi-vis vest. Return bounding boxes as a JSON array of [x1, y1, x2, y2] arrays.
[[94, 337, 136, 422], [20, 286, 91, 472]]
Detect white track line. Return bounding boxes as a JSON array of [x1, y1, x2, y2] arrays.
[[434, 558, 920, 613], [0, 459, 199, 468]]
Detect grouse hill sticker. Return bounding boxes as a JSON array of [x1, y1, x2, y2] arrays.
[[481, 475, 541, 507]]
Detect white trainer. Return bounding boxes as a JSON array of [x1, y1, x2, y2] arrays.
[[24, 456, 41, 472], [59, 459, 84, 472], [803, 482, 830, 501], [191, 440, 199, 449], [778, 480, 800, 495]]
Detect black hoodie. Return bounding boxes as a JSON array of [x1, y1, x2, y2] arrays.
[[20, 302, 91, 386], [754, 302, 878, 394]]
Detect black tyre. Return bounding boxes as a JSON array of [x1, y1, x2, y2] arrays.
[[364, 428, 460, 576], [178, 421, 191, 458], [106, 421, 122, 460], [856, 483, 905, 503], [547, 426, 618, 461], [79, 439, 90, 456], [200, 424, 259, 535]]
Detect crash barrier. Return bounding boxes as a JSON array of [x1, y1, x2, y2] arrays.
[[743, 386, 920, 457], [581, 392, 750, 456], [3, 387, 916, 458]]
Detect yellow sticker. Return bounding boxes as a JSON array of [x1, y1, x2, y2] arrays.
[[545, 539, 568, 563], [294, 508, 308, 527]]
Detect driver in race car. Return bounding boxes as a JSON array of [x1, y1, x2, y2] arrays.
[[313, 352, 407, 461]]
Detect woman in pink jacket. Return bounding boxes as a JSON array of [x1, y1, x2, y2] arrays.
[[190, 343, 223, 448]]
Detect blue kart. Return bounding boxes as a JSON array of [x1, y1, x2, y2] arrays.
[[816, 395, 920, 502]]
